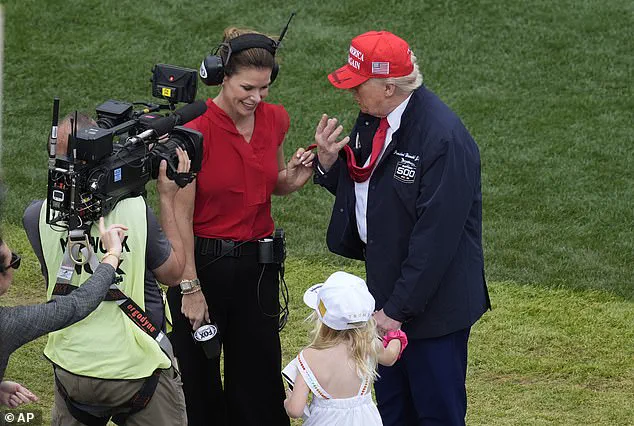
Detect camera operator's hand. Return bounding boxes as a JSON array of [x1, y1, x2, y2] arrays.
[[314, 114, 350, 172], [286, 147, 315, 190], [182, 291, 210, 330], [157, 147, 191, 199]]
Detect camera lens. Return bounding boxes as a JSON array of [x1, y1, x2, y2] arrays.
[[96, 117, 116, 129], [148, 128, 203, 180]]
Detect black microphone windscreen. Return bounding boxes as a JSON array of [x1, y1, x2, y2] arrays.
[[150, 116, 177, 137], [174, 100, 208, 125]]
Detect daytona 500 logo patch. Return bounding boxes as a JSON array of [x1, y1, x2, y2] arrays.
[[394, 157, 417, 183]]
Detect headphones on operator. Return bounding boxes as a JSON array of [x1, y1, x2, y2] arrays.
[[199, 13, 295, 86]]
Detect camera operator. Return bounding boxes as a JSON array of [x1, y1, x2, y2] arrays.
[[22, 113, 190, 425], [0, 215, 126, 408]]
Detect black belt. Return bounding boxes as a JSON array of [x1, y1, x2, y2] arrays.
[[195, 237, 259, 257], [54, 367, 161, 426]]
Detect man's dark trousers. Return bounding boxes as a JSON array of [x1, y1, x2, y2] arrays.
[[375, 328, 471, 426]]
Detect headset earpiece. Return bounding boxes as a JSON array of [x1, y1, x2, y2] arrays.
[[199, 52, 225, 86], [199, 34, 280, 86]]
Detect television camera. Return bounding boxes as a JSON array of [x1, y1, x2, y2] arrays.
[[46, 64, 206, 230]]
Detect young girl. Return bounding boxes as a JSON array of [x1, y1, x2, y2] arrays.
[[283, 271, 407, 425]]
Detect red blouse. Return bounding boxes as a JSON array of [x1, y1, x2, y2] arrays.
[[185, 99, 289, 241]]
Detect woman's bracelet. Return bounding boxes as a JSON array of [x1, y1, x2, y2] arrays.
[[181, 286, 202, 296], [102, 251, 121, 263]]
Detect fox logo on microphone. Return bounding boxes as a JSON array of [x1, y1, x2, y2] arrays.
[[192, 323, 221, 359], [193, 324, 218, 342]]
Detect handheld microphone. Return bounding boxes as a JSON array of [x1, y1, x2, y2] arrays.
[[193, 322, 221, 359], [48, 97, 60, 167], [127, 100, 207, 144]]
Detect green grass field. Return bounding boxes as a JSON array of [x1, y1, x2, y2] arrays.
[[1, 0, 633, 424]]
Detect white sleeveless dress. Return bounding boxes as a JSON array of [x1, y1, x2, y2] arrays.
[[283, 350, 383, 426]]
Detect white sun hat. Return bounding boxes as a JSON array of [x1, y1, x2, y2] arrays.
[[303, 271, 375, 330]]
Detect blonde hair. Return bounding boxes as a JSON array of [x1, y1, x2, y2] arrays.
[[307, 312, 382, 382], [384, 53, 423, 94]]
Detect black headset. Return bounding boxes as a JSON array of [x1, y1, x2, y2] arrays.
[[199, 13, 295, 87], [199, 34, 280, 86]]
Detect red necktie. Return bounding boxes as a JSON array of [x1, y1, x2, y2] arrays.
[[343, 117, 389, 182]]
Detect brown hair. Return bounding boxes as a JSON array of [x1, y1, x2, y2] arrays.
[[219, 27, 276, 77]]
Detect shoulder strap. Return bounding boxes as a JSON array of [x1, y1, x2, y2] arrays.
[[296, 351, 332, 400], [357, 375, 371, 396], [53, 228, 172, 357]]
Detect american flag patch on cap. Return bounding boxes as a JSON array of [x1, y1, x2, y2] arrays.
[[372, 61, 390, 75]]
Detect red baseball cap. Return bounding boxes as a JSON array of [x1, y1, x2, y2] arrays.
[[328, 31, 414, 89]]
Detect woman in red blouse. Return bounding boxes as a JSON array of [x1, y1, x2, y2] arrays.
[[167, 27, 314, 426]]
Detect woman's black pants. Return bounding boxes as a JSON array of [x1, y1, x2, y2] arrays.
[[167, 243, 289, 426]]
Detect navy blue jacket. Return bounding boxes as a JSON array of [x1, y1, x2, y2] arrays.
[[315, 86, 490, 339]]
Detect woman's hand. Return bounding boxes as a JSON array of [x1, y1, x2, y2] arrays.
[[182, 290, 210, 330], [157, 147, 192, 200], [98, 217, 128, 258], [314, 114, 350, 171], [0, 381, 38, 408], [285, 147, 315, 190]]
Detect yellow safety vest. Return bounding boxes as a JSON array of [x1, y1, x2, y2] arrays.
[[39, 197, 171, 379]]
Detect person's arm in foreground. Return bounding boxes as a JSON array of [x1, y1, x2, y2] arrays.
[[0, 218, 125, 356]]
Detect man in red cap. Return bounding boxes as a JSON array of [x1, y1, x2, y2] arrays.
[[313, 30, 491, 425]]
